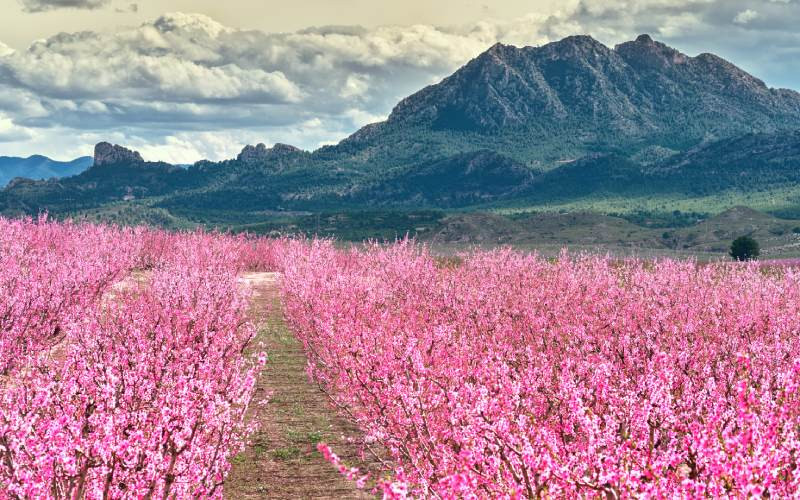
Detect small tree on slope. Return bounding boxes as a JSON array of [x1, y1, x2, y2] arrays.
[[730, 235, 760, 261]]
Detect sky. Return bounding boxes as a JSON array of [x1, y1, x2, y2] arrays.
[[0, 0, 799, 163]]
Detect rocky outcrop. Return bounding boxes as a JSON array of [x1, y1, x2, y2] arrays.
[[614, 34, 690, 71], [237, 143, 269, 164], [236, 143, 303, 165], [93, 142, 144, 167]]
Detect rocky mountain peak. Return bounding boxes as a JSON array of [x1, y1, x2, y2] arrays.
[[237, 142, 303, 165], [93, 142, 144, 167], [559, 34, 604, 48], [237, 143, 269, 163], [615, 34, 689, 69], [381, 33, 800, 138], [271, 143, 302, 155], [485, 42, 507, 54], [540, 34, 611, 59], [472, 42, 518, 69], [693, 52, 768, 90]]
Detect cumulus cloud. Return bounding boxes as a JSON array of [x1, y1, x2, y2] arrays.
[[1, 2, 800, 162], [19, 0, 109, 12], [339, 74, 370, 99], [1, 16, 302, 104], [734, 9, 760, 24], [0, 42, 14, 58], [0, 113, 33, 142], [0, 11, 507, 160]]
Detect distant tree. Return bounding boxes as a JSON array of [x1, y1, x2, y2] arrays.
[[730, 235, 760, 261]]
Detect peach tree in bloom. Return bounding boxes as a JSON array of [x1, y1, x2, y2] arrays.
[[0, 218, 271, 498], [283, 241, 800, 498]]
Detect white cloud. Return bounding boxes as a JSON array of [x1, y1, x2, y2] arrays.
[[0, 113, 33, 142], [0, 42, 14, 57], [656, 12, 705, 37], [3, 16, 302, 104], [130, 132, 253, 165], [340, 74, 370, 99], [577, 0, 715, 15], [734, 9, 760, 25], [343, 108, 388, 128], [19, 0, 109, 12]]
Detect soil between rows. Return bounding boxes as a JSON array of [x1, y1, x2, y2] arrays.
[[225, 272, 379, 499]]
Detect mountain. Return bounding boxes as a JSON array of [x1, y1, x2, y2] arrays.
[[2, 34, 800, 241], [0, 155, 92, 188], [379, 34, 800, 154]]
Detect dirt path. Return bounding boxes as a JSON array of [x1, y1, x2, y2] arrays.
[[225, 272, 378, 499]]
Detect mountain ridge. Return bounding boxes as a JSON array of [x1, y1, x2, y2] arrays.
[[384, 33, 800, 139], [0, 155, 92, 188]]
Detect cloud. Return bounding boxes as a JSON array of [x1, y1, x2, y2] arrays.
[[340, 74, 371, 99], [576, 0, 715, 15], [0, 11, 505, 160], [1, 16, 302, 104], [115, 3, 137, 13], [19, 0, 109, 12], [0, 113, 33, 142], [0, 42, 14, 58], [734, 9, 760, 25]]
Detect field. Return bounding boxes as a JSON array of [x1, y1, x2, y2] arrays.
[[3, 217, 800, 497]]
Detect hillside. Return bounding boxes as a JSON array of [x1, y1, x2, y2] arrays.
[[423, 207, 800, 258]]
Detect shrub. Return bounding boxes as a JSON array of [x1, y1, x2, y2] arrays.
[[730, 235, 760, 261]]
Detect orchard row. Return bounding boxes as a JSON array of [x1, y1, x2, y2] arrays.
[[284, 241, 800, 498], [0, 217, 282, 498]]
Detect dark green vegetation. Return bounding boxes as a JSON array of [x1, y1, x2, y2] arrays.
[[2, 34, 800, 255], [730, 236, 761, 261]]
